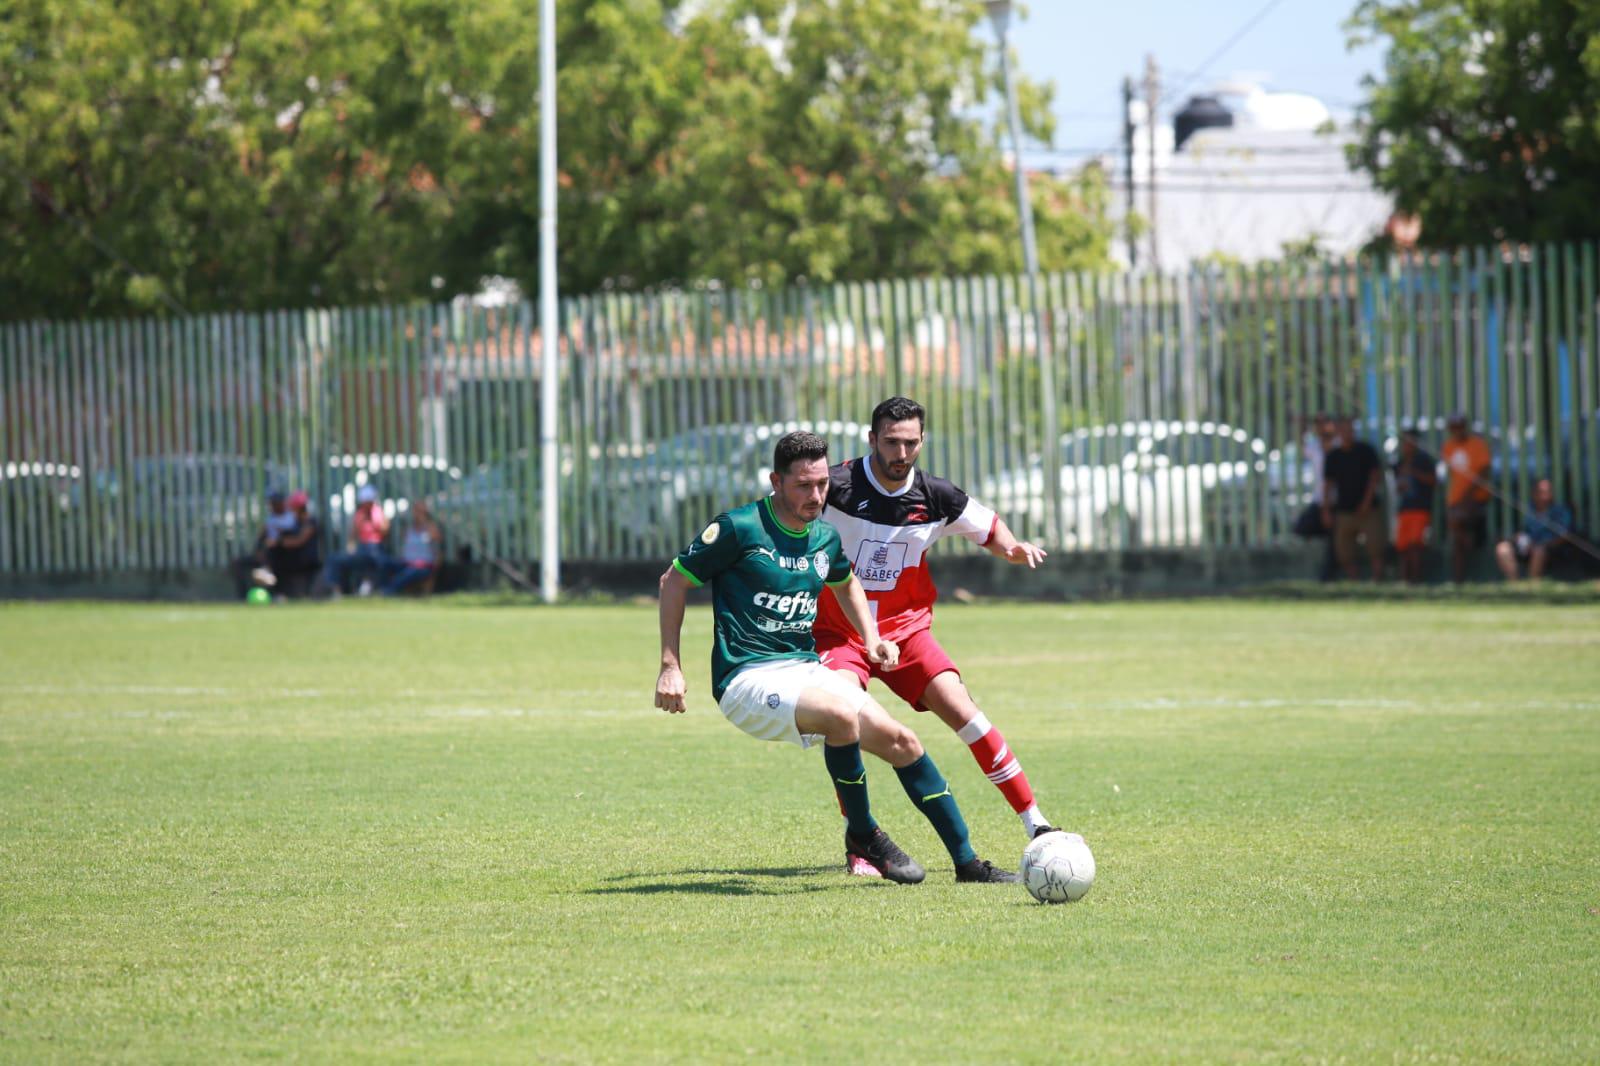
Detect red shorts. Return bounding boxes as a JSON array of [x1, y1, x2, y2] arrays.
[[1395, 509, 1430, 552], [816, 628, 959, 711]]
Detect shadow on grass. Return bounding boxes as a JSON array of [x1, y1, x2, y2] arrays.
[[585, 865, 885, 896]]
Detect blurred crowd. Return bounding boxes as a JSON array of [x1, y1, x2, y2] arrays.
[[1295, 412, 1589, 586], [233, 486, 441, 602]]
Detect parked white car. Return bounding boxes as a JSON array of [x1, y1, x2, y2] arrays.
[[978, 420, 1277, 548], [622, 420, 872, 546]]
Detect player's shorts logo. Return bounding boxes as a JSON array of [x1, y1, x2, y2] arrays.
[[766, 692, 781, 709], [812, 551, 830, 580]]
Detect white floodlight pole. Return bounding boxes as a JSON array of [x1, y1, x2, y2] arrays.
[[538, 0, 560, 603], [986, 0, 1039, 277], [986, 1, 1059, 544]]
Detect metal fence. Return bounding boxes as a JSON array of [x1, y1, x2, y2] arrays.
[[3, 244, 1598, 577]]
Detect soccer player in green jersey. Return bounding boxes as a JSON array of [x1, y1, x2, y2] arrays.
[[656, 431, 1018, 884]]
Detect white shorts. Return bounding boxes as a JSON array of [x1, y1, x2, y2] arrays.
[[718, 658, 868, 749]]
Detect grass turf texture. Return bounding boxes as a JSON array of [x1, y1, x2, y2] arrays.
[[2, 601, 1598, 1062]]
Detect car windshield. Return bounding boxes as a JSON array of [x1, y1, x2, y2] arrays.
[[651, 423, 868, 472], [1147, 429, 1262, 463], [330, 458, 459, 497], [651, 427, 759, 467]]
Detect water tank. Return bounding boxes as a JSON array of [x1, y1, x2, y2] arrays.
[[1173, 94, 1233, 151]]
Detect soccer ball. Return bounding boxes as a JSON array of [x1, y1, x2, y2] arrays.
[[1020, 831, 1095, 904]]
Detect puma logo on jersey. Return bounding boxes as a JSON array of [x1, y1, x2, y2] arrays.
[[750, 547, 777, 562]]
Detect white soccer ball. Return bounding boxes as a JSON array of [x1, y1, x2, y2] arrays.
[[1020, 831, 1095, 904]]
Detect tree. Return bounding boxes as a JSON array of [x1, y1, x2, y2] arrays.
[[509, 0, 1110, 292], [1348, 0, 1600, 247], [0, 0, 1110, 320], [1, 0, 534, 318]]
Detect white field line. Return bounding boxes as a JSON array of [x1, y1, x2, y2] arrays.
[[1074, 697, 1600, 712], [5, 687, 1596, 715]]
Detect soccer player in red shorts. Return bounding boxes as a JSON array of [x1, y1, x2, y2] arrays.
[[816, 396, 1063, 876]]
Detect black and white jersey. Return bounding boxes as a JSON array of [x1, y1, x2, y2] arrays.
[[815, 457, 996, 642]]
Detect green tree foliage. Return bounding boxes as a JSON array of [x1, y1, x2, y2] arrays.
[[1348, 0, 1600, 247], [0, 0, 1110, 320], [1, 0, 534, 316]]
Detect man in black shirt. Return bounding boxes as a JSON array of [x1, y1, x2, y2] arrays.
[[1322, 417, 1385, 581]]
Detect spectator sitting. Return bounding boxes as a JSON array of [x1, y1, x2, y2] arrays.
[[379, 499, 442, 596], [231, 489, 298, 599], [1322, 416, 1386, 581], [1495, 479, 1574, 582], [320, 484, 393, 596], [1392, 427, 1437, 584], [267, 491, 323, 597], [1441, 413, 1492, 583]]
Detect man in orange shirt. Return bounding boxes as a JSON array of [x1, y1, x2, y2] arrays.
[[1441, 414, 1492, 583]]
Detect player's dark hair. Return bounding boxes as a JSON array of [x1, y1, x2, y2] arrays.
[[773, 431, 829, 474], [871, 396, 926, 435]]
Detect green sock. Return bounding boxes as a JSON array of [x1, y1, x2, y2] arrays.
[[895, 754, 976, 865], [823, 742, 876, 838]]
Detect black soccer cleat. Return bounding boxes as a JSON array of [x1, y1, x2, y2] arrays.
[[1032, 824, 1063, 840], [955, 857, 1022, 884], [844, 827, 926, 885]]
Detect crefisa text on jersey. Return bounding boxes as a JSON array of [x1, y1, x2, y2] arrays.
[[751, 589, 818, 620]]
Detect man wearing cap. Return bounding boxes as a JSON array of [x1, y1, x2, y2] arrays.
[[1441, 414, 1492, 583], [320, 484, 393, 596], [231, 489, 300, 599], [269, 490, 323, 596]]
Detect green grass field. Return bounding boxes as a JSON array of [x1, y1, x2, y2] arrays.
[[3, 599, 1598, 1062]]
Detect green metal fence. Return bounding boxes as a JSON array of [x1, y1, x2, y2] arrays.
[[3, 245, 1597, 577]]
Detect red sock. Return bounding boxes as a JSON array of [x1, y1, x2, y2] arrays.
[[960, 715, 1034, 813]]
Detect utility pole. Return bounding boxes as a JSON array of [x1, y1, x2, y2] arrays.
[[1122, 76, 1138, 270], [538, 0, 559, 602], [1144, 53, 1160, 272], [985, 2, 1055, 543], [986, 1, 1039, 277]]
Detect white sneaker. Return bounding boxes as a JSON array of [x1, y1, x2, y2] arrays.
[[357, 579, 374, 597], [251, 567, 277, 588]]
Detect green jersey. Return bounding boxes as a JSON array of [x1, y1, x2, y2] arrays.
[[672, 496, 854, 700]]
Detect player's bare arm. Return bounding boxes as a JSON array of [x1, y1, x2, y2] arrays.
[[985, 516, 1048, 569], [832, 571, 899, 669], [655, 564, 690, 713]]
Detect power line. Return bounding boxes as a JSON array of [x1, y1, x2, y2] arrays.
[[1104, 183, 1379, 195], [1073, 0, 1300, 166], [1028, 144, 1359, 158], [1162, 0, 1294, 108]]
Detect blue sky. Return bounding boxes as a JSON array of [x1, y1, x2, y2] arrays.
[[997, 0, 1384, 161]]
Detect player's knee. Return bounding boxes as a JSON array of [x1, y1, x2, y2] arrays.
[[811, 697, 860, 743], [882, 720, 923, 764]]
